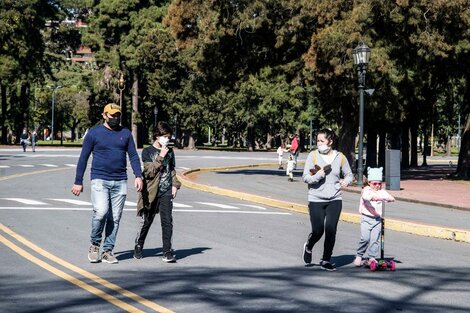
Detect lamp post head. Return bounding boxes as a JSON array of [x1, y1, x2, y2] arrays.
[[352, 42, 371, 66], [118, 73, 125, 89]]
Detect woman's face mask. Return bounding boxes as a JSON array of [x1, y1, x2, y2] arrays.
[[318, 144, 331, 154], [158, 136, 170, 147]]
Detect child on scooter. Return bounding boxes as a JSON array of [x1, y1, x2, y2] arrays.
[[353, 167, 395, 267]]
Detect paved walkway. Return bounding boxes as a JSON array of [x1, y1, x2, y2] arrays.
[[181, 162, 470, 243]]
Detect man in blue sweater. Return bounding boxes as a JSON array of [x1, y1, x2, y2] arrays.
[[71, 103, 143, 264]]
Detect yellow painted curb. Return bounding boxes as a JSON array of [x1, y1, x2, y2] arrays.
[[178, 165, 470, 244]]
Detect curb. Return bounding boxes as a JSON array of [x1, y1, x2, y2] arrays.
[[178, 165, 470, 244]]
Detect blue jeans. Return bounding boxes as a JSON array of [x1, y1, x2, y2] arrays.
[[90, 179, 127, 251]]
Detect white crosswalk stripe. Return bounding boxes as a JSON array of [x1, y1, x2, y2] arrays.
[[64, 164, 77, 167], [0, 198, 290, 215], [18, 165, 34, 168], [234, 204, 267, 210], [40, 164, 59, 167], [0, 165, 10, 168], [195, 202, 239, 209], [173, 202, 192, 208], [2, 198, 47, 205], [48, 199, 92, 206]]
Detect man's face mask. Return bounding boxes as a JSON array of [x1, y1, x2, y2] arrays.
[[108, 116, 120, 129]]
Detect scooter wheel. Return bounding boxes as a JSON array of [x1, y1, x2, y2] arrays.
[[389, 260, 396, 271], [369, 259, 377, 271]]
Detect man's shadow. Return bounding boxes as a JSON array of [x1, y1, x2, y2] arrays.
[[115, 247, 211, 261]]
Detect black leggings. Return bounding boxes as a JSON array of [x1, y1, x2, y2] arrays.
[[306, 200, 342, 262]]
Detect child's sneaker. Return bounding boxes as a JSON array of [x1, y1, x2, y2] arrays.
[[353, 256, 363, 267], [320, 260, 336, 271], [88, 244, 100, 263], [302, 242, 312, 264], [102, 251, 119, 264]]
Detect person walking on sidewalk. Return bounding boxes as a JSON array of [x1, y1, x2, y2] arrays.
[[277, 143, 287, 170], [286, 154, 295, 182], [19, 128, 29, 152], [301, 128, 353, 271], [71, 103, 143, 264], [289, 134, 300, 169], [134, 121, 181, 263], [31, 129, 38, 152], [353, 167, 395, 267]]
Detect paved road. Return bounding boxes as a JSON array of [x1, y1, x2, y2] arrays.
[[1, 149, 470, 313]]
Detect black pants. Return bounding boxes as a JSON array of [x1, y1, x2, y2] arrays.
[[135, 194, 173, 253], [306, 200, 342, 262]]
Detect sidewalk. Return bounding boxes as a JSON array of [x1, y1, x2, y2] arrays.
[[179, 163, 470, 243]]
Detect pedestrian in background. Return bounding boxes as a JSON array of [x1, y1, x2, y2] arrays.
[[31, 130, 38, 152], [71, 103, 143, 264], [277, 143, 287, 169], [289, 134, 300, 169], [301, 128, 353, 271], [286, 154, 295, 182], [134, 121, 181, 263], [19, 128, 29, 152], [354, 167, 395, 267]]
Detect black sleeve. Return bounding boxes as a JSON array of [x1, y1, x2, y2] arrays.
[[141, 147, 153, 163]]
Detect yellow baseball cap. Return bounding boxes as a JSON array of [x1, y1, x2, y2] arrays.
[[103, 103, 121, 115]]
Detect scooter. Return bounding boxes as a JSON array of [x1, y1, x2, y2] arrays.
[[370, 201, 396, 271]]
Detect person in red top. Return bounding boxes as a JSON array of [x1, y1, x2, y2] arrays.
[[289, 134, 300, 169]]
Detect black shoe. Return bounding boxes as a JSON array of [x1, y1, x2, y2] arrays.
[[133, 244, 143, 259], [320, 260, 336, 271], [302, 242, 312, 264], [162, 251, 176, 263], [278, 166, 283, 170]]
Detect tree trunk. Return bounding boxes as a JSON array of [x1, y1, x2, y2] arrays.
[[338, 121, 356, 174], [131, 72, 140, 148], [401, 124, 410, 169], [422, 123, 429, 167], [266, 133, 273, 150], [247, 123, 255, 151], [366, 127, 377, 168], [455, 113, 470, 179], [187, 132, 197, 150], [0, 82, 6, 144], [410, 122, 418, 167], [378, 130, 386, 168]]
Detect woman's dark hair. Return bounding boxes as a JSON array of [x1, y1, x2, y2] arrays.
[[317, 128, 338, 148], [153, 121, 173, 140]]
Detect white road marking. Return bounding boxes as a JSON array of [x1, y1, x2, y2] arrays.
[[2, 198, 47, 205], [64, 164, 77, 167], [0, 165, 10, 168], [0, 207, 291, 215], [17, 165, 34, 168], [234, 204, 267, 210], [174, 210, 290, 215], [125, 201, 137, 206], [40, 164, 59, 167], [196, 202, 239, 209], [178, 167, 190, 170], [173, 202, 192, 208], [48, 199, 92, 205]]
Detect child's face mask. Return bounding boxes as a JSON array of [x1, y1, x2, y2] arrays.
[[158, 136, 170, 147]]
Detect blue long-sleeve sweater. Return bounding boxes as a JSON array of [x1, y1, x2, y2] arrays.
[[74, 125, 142, 185]]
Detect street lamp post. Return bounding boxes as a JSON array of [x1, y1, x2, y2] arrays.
[[352, 42, 371, 187], [118, 72, 125, 114], [48, 85, 63, 144]]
